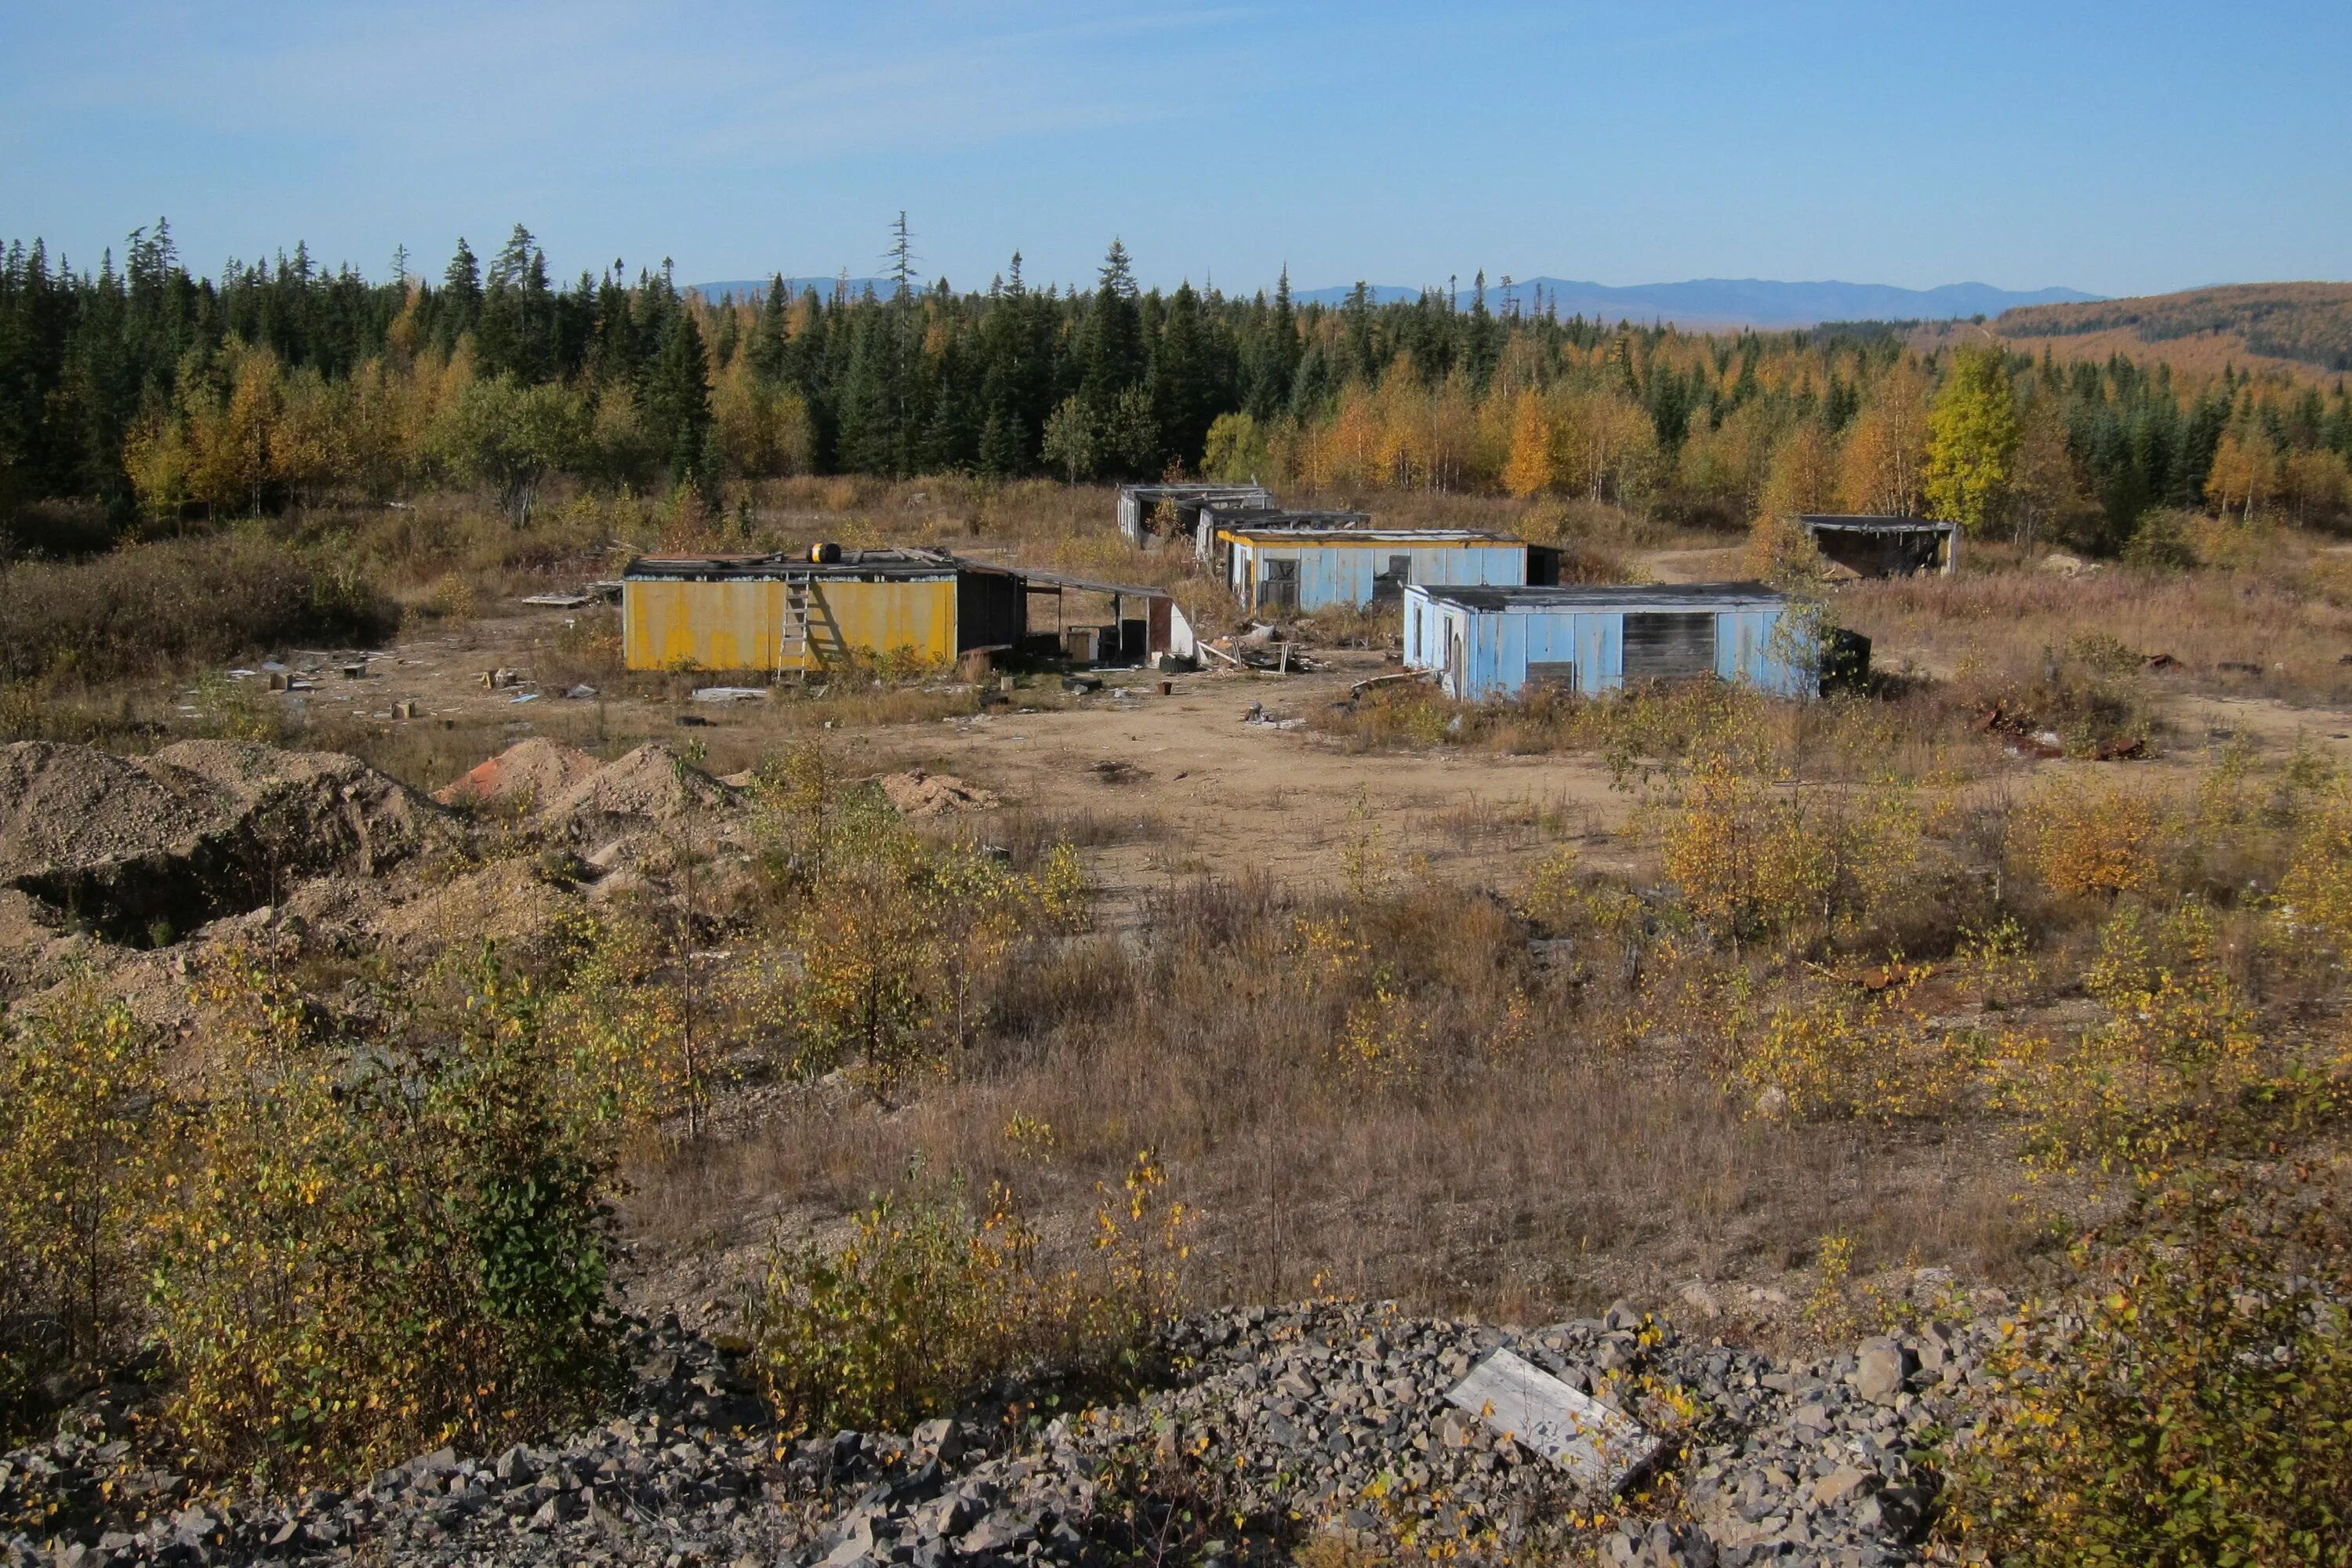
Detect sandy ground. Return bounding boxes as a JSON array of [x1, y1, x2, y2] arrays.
[[274, 597, 2352, 933]]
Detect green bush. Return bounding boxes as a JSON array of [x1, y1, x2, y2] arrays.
[[151, 952, 618, 1483], [1947, 1164, 2352, 1565]]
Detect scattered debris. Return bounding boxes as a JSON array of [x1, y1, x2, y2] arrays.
[[509, 691, 539, 704], [879, 768, 999, 817], [691, 686, 769, 703], [1242, 702, 1303, 731], [564, 684, 600, 699], [1446, 1346, 1663, 1494], [1062, 675, 1103, 695], [2141, 652, 2180, 670], [1351, 670, 1436, 699], [1087, 760, 1146, 786]]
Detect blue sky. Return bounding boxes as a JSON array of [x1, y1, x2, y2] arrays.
[[3, 0, 2346, 298]]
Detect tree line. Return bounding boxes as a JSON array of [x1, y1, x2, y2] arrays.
[[3, 219, 2349, 548]]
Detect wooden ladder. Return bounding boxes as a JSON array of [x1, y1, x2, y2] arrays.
[[775, 575, 812, 673]]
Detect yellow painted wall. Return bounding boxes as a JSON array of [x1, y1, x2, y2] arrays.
[[623, 577, 958, 672]]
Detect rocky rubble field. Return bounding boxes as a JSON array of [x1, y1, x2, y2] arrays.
[[2, 1302, 1991, 1568]]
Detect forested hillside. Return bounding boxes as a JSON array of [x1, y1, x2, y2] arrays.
[[3, 220, 2348, 557], [1997, 282, 2352, 373]]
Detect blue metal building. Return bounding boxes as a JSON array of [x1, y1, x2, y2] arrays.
[[1220, 527, 1527, 612], [1403, 582, 1818, 701]]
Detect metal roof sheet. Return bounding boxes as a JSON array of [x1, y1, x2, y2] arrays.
[[1415, 581, 1788, 612], [1219, 527, 1521, 544], [1791, 514, 1957, 533], [624, 546, 975, 582]]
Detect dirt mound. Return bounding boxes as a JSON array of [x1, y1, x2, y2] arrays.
[[0, 739, 444, 948], [546, 743, 733, 823], [0, 742, 231, 880], [434, 737, 603, 808], [880, 768, 999, 816]]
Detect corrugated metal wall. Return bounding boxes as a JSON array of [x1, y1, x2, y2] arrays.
[[1232, 539, 1526, 611], [1414, 601, 1816, 701], [624, 576, 960, 672]]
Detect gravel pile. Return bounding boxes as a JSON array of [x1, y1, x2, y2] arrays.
[[546, 745, 735, 826], [434, 738, 603, 810], [0, 741, 441, 948], [878, 770, 999, 817], [2, 1304, 1994, 1568]]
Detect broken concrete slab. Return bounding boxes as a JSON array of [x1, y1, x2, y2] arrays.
[[1443, 1347, 1663, 1494]]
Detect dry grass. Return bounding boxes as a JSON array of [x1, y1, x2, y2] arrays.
[[622, 873, 2042, 1327], [1842, 552, 2352, 705]]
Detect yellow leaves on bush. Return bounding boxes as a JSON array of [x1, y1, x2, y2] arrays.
[[154, 948, 618, 1484], [0, 979, 159, 1440], [2009, 776, 2165, 901], [1657, 750, 1922, 952], [748, 745, 1091, 1102], [1945, 1166, 2352, 1566], [2278, 785, 2352, 957], [1723, 968, 1969, 1123], [1333, 980, 1429, 1091], [1986, 903, 2264, 1178], [741, 1152, 1189, 1436], [543, 909, 699, 1142]]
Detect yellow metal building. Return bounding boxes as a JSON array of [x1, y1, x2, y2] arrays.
[[622, 549, 1025, 673]]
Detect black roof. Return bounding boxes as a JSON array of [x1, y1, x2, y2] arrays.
[[1792, 514, 1956, 533], [1414, 581, 1788, 612], [624, 547, 982, 582]]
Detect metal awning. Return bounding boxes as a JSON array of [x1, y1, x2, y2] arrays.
[[1011, 570, 1171, 599]]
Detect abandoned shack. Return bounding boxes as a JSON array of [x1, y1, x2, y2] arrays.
[[623, 550, 1195, 673], [1221, 527, 1530, 613], [1794, 514, 1957, 577], [623, 548, 1019, 672], [1117, 481, 1275, 548], [1192, 506, 1374, 568], [1403, 582, 1819, 701]]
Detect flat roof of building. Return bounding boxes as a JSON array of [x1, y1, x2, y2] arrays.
[[1199, 507, 1374, 524], [1414, 581, 1788, 612], [1791, 514, 1956, 534], [624, 547, 990, 582], [1218, 527, 1522, 546], [1120, 482, 1272, 499]]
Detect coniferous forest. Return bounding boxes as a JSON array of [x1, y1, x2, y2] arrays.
[[4, 219, 2350, 550]]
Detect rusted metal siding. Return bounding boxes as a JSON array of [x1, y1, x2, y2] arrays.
[[623, 576, 959, 672]]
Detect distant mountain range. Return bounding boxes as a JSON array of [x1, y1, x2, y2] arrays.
[[690, 276, 891, 302], [1290, 278, 2100, 327], [688, 274, 2102, 328]]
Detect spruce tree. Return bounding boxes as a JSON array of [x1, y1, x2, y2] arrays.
[[645, 308, 713, 485], [438, 238, 483, 350]]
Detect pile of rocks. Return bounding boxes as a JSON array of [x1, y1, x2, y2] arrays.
[[3, 1305, 1994, 1568]]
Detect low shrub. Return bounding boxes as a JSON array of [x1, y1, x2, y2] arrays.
[[0, 532, 397, 688], [1946, 1164, 2352, 1565], [739, 1152, 1188, 1436], [0, 982, 160, 1443], [151, 953, 619, 1483]]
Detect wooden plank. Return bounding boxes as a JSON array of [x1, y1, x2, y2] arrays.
[[1443, 1348, 1661, 1494]]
